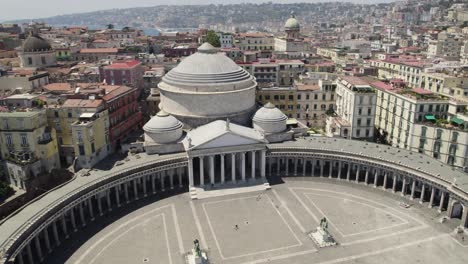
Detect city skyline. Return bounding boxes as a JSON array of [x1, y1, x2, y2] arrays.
[[1, 0, 395, 22]]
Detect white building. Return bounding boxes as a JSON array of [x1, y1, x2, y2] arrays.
[[274, 13, 307, 59], [295, 79, 336, 128], [427, 32, 462, 60], [326, 76, 376, 140], [216, 32, 233, 48], [371, 80, 468, 169]]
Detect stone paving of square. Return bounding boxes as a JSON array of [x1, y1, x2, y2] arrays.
[[48, 178, 468, 264]]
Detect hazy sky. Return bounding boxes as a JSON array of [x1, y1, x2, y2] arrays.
[[1, 0, 392, 21]]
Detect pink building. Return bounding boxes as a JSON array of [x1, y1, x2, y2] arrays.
[[100, 60, 144, 89]]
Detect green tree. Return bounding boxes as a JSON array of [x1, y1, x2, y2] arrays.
[[205, 30, 220, 47], [106, 24, 114, 30]]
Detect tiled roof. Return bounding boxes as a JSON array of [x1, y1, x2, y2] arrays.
[[62, 99, 103, 108], [80, 48, 118, 53], [104, 60, 141, 69]]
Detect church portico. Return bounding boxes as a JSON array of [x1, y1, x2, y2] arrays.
[[184, 120, 268, 198]]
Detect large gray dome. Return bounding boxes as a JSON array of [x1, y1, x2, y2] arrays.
[[158, 42, 257, 128], [162, 43, 253, 85], [22, 35, 52, 52]]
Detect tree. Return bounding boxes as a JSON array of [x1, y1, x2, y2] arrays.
[[106, 24, 114, 30], [205, 30, 220, 47]]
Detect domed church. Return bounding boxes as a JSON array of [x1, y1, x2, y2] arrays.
[[143, 43, 295, 193], [17, 33, 56, 68]]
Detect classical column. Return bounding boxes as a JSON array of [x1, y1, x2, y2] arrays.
[[285, 158, 289, 176], [88, 198, 95, 221], [447, 197, 455, 218], [294, 157, 298, 176], [276, 157, 281, 176], [251, 151, 256, 179], [97, 194, 103, 216], [268, 156, 273, 176], [17, 251, 24, 264], [35, 235, 43, 262], [209, 155, 215, 185], [337, 161, 342, 179], [302, 158, 307, 176], [151, 173, 157, 193], [231, 153, 236, 182], [79, 202, 86, 227], [311, 159, 315, 177], [460, 207, 468, 228], [355, 165, 360, 183], [428, 187, 436, 208], [106, 190, 112, 211], [328, 161, 333, 178], [373, 169, 378, 187], [43, 228, 51, 253], [410, 180, 417, 200], [52, 221, 60, 246], [26, 243, 34, 264], [392, 174, 397, 193], [382, 172, 388, 190], [133, 178, 139, 200], [320, 160, 324, 177], [419, 184, 426, 204], [178, 168, 183, 187], [346, 163, 351, 181], [61, 215, 69, 239], [364, 167, 369, 185], [261, 150, 266, 179], [241, 152, 246, 182], [438, 192, 446, 213], [70, 208, 77, 232], [124, 182, 130, 203], [199, 156, 205, 186], [401, 177, 407, 197], [188, 158, 194, 188], [160, 171, 166, 191], [115, 186, 121, 207], [220, 154, 225, 184], [169, 170, 174, 189], [143, 175, 148, 196]]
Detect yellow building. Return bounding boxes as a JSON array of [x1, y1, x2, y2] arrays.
[[0, 109, 59, 190], [71, 109, 110, 169], [46, 99, 106, 165], [257, 86, 297, 118]]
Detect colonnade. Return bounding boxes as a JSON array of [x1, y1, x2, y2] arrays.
[[187, 150, 267, 188], [266, 155, 468, 229], [10, 166, 186, 264]]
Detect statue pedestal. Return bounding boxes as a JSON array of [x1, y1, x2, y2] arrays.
[[186, 249, 208, 264], [309, 226, 337, 248]]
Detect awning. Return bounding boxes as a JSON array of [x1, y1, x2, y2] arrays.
[[451, 117, 464, 125], [80, 112, 95, 118], [424, 115, 436, 121], [287, 118, 298, 125]]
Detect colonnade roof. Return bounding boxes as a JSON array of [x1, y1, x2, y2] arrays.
[[271, 137, 468, 193], [0, 153, 185, 250]]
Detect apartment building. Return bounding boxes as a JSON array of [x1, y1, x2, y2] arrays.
[[326, 76, 376, 140], [372, 80, 468, 169], [295, 79, 336, 128], [233, 32, 274, 52], [257, 86, 297, 118], [0, 106, 59, 190], [71, 109, 110, 169]]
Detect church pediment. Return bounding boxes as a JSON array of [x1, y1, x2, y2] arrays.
[[183, 120, 267, 151]]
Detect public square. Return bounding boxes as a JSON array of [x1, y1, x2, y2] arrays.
[[48, 178, 468, 264]]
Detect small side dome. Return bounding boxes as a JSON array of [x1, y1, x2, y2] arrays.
[[253, 102, 287, 134], [22, 34, 52, 52], [143, 110, 183, 144], [285, 12, 300, 30]]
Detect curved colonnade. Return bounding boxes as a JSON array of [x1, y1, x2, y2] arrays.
[[1, 146, 467, 264]]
